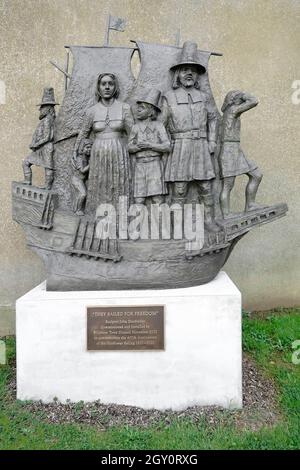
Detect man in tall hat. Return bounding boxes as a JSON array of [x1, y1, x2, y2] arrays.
[[161, 41, 219, 232], [22, 87, 58, 190]]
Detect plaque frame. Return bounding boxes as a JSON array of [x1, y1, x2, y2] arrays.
[[86, 304, 165, 351]]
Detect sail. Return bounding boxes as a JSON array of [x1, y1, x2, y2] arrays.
[[129, 41, 219, 116], [53, 41, 222, 212], [54, 46, 135, 142], [129, 41, 222, 215]]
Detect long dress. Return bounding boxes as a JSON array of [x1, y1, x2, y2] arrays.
[[75, 100, 134, 215]]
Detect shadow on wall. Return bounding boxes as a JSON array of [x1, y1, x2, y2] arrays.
[[0, 307, 15, 336]]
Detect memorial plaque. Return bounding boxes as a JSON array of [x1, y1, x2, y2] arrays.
[[87, 305, 164, 350]]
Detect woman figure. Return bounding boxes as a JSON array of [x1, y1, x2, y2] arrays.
[[73, 73, 134, 214]]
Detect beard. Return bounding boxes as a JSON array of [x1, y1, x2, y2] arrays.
[[39, 108, 49, 119], [180, 76, 195, 88]]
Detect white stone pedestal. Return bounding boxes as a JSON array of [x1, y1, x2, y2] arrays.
[[16, 271, 242, 410]]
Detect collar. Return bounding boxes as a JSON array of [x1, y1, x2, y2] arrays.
[[92, 100, 123, 121], [138, 120, 156, 133], [175, 87, 203, 104]]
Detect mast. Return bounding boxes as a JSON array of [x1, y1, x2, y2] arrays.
[[104, 14, 111, 46], [50, 51, 71, 91]]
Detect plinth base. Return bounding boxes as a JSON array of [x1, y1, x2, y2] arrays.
[[16, 272, 242, 410]]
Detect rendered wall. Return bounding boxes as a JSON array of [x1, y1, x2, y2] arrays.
[[0, 0, 299, 333]]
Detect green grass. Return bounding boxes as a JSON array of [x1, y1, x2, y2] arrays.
[[0, 308, 299, 450]]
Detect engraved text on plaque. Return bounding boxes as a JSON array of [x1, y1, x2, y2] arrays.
[[87, 306, 164, 350]]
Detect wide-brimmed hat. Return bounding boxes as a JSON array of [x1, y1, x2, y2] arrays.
[[37, 87, 59, 106], [136, 88, 162, 112], [170, 41, 206, 74]]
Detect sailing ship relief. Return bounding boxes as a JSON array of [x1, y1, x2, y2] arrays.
[[12, 20, 288, 290]]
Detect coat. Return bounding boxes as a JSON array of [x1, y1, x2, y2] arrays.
[[26, 114, 54, 169], [219, 97, 258, 178], [161, 87, 217, 182]]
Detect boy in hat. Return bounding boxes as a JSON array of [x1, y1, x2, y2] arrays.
[[128, 89, 171, 204], [71, 138, 93, 215], [22, 87, 58, 190], [219, 90, 263, 217]]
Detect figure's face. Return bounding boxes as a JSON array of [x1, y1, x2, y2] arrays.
[[178, 65, 198, 88], [98, 75, 116, 100], [233, 95, 243, 105], [136, 102, 152, 120], [39, 105, 50, 118], [83, 143, 92, 156]]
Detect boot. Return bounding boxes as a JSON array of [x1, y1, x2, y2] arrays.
[[75, 195, 86, 215], [43, 169, 54, 190], [22, 161, 32, 185], [204, 201, 221, 233]]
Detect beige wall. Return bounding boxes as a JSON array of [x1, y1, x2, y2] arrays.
[[0, 0, 299, 329]]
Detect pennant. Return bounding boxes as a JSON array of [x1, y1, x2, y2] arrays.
[[109, 16, 126, 32]]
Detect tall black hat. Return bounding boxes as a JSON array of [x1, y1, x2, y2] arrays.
[[136, 88, 162, 112], [37, 87, 59, 106], [170, 41, 206, 74]]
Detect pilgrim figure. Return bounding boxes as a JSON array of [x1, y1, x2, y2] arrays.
[[71, 138, 93, 215], [128, 89, 171, 204], [22, 87, 58, 190], [161, 41, 219, 232], [219, 90, 263, 217], [73, 73, 134, 214]]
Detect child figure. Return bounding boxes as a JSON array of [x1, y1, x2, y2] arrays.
[[128, 89, 171, 204], [71, 138, 92, 215], [219, 90, 263, 218]]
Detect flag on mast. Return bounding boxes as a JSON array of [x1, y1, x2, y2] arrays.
[[109, 15, 127, 32], [104, 15, 127, 45]]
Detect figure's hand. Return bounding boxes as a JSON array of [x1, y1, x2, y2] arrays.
[[242, 91, 258, 104], [30, 144, 39, 150], [82, 165, 89, 174], [239, 92, 250, 102], [137, 142, 151, 150], [71, 152, 78, 170], [208, 141, 216, 154]]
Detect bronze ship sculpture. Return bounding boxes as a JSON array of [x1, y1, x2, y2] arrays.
[[12, 22, 288, 291]]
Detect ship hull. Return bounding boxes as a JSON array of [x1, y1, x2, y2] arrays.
[[32, 243, 234, 291], [12, 182, 288, 291]]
